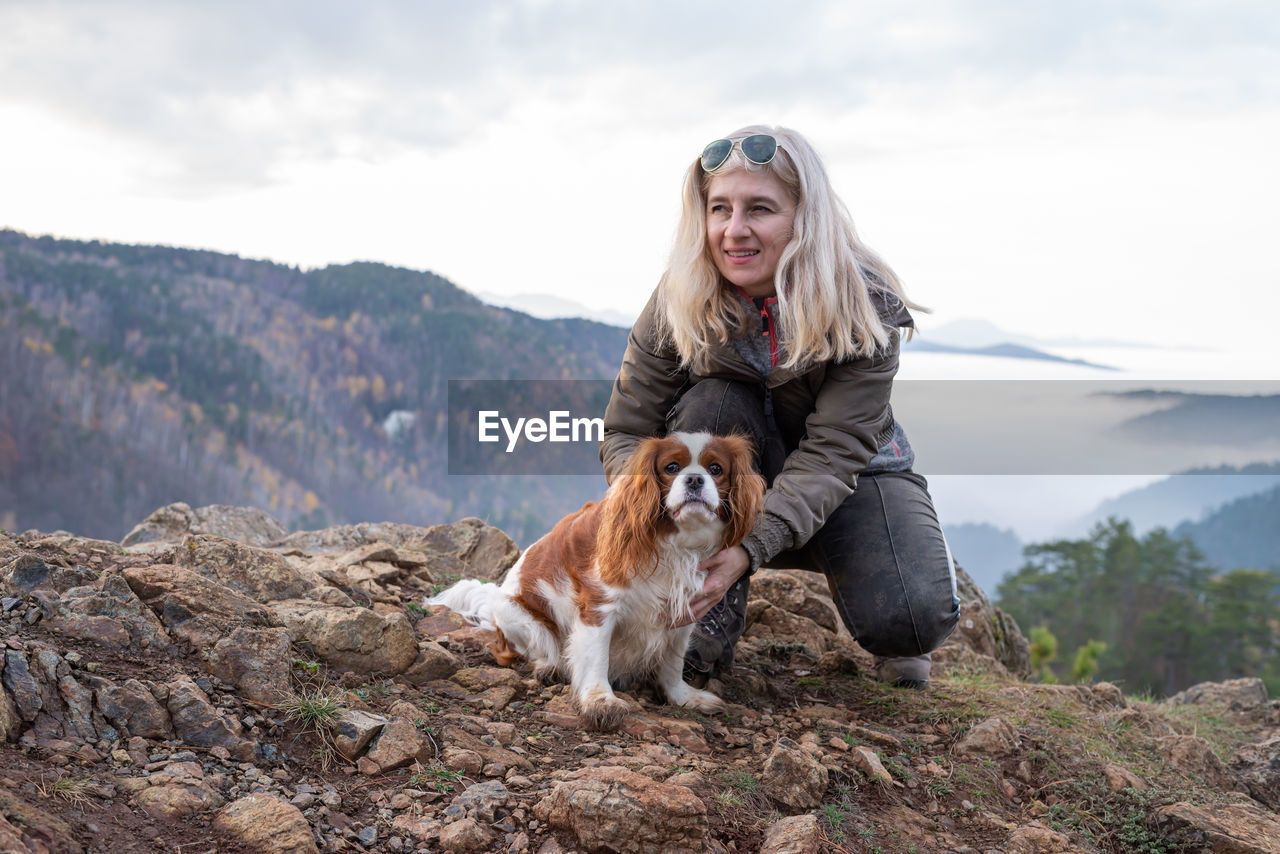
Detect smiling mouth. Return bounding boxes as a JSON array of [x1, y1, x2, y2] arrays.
[[726, 250, 759, 258]]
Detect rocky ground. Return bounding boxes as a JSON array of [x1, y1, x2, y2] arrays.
[[3, 503, 1280, 854]]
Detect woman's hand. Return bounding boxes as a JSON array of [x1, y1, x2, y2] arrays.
[[671, 545, 751, 627]]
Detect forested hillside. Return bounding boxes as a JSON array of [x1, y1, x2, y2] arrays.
[[997, 519, 1280, 696], [0, 229, 627, 542], [1175, 484, 1280, 572]]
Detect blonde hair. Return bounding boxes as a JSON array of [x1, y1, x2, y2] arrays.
[[657, 124, 922, 371]]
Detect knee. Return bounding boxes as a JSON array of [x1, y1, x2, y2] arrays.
[[837, 582, 959, 658], [667, 379, 765, 437]]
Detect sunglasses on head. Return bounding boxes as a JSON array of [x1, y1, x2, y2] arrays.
[[700, 134, 782, 173]]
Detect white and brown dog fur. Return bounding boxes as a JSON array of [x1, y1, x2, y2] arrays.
[[429, 431, 764, 729]]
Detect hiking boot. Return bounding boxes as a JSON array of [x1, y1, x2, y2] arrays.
[[683, 574, 750, 687], [873, 653, 932, 689]]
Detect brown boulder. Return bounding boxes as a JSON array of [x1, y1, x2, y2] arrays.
[[48, 573, 171, 651], [92, 677, 171, 740], [124, 564, 279, 647], [270, 599, 417, 675], [164, 675, 255, 760], [437, 818, 496, 852], [206, 626, 293, 704], [939, 562, 1030, 678], [1155, 734, 1237, 792], [956, 716, 1022, 757], [750, 570, 839, 632], [533, 765, 709, 854], [761, 737, 829, 809], [134, 782, 224, 819], [1, 554, 96, 594], [121, 502, 288, 548], [213, 794, 319, 854], [760, 813, 822, 854], [273, 517, 519, 581], [0, 788, 83, 854], [363, 717, 424, 772], [1169, 678, 1269, 713], [1232, 737, 1280, 811], [743, 603, 833, 656], [1152, 801, 1280, 854], [175, 534, 313, 602]]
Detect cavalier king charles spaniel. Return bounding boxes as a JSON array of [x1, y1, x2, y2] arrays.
[[429, 431, 764, 729]]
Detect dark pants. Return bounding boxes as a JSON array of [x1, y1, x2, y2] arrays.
[[668, 379, 959, 661]]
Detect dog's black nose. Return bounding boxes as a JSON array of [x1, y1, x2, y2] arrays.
[[685, 473, 704, 491]]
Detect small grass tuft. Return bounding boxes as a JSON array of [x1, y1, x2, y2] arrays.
[[280, 685, 343, 733], [36, 775, 94, 808]]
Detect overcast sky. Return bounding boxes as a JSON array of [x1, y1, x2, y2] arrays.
[[3, 0, 1278, 356]]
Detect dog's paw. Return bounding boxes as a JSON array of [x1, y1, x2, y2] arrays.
[[677, 688, 726, 715], [574, 689, 632, 731]]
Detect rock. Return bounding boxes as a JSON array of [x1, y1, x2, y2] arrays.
[[391, 814, 440, 843], [175, 534, 313, 602], [123, 564, 280, 647], [270, 599, 418, 675], [1, 554, 95, 594], [450, 666, 525, 694], [1006, 823, 1076, 853], [1108, 703, 1176, 737], [750, 571, 839, 632], [759, 813, 822, 854], [1102, 764, 1149, 793], [93, 677, 171, 739], [849, 745, 895, 785], [442, 725, 530, 771], [1169, 678, 1270, 713], [0, 669, 20, 741], [1232, 737, 1280, 810], [1090, 681, 1126, 708], [0, 788, 84, 854], [206, 626, 292, 704], [1152, 801, 1280, 854], [761, 737, 829, 809], [441, 747, 485, 777], [400, 640, 461, 683], [450, 780, 510, 822], [273, 518, 519, 582], [122, 502, 289, 548], [214, 794, 320, 854], [335, 543, 400, 568], [955, 717, 1021, 757], [364, 717, 424, 771], [166, 675, 255, 760], [2, 649, 42, 721], [134, 782, 224, 819], [618, 711, 710, 754], [333, 709, 388, 759], [47, 573, 172, 650], [938, 563, 1031, 678], [437, 818, 496, 852], [743, 603, 833, 656], [533, 766, 709, 854], [1155, 734, 1236, 792]]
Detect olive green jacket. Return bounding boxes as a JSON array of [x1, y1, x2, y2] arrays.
[[600, 287, 913, 569]]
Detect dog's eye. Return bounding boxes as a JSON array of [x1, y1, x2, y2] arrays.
[[708, 463, 723, 476], [664, 462, 680, 475]]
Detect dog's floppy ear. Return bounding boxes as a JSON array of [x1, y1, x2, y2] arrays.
[[719, 434, 766, 550], [596, 437, 666, 584]]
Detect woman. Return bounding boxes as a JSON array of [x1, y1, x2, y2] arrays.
[[600, 125, 958, 689]]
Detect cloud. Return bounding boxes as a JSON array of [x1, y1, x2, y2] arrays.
[[2, 0, 1276, 195]]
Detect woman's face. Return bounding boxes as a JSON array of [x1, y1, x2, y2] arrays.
[[705, 168, 796, 298]]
